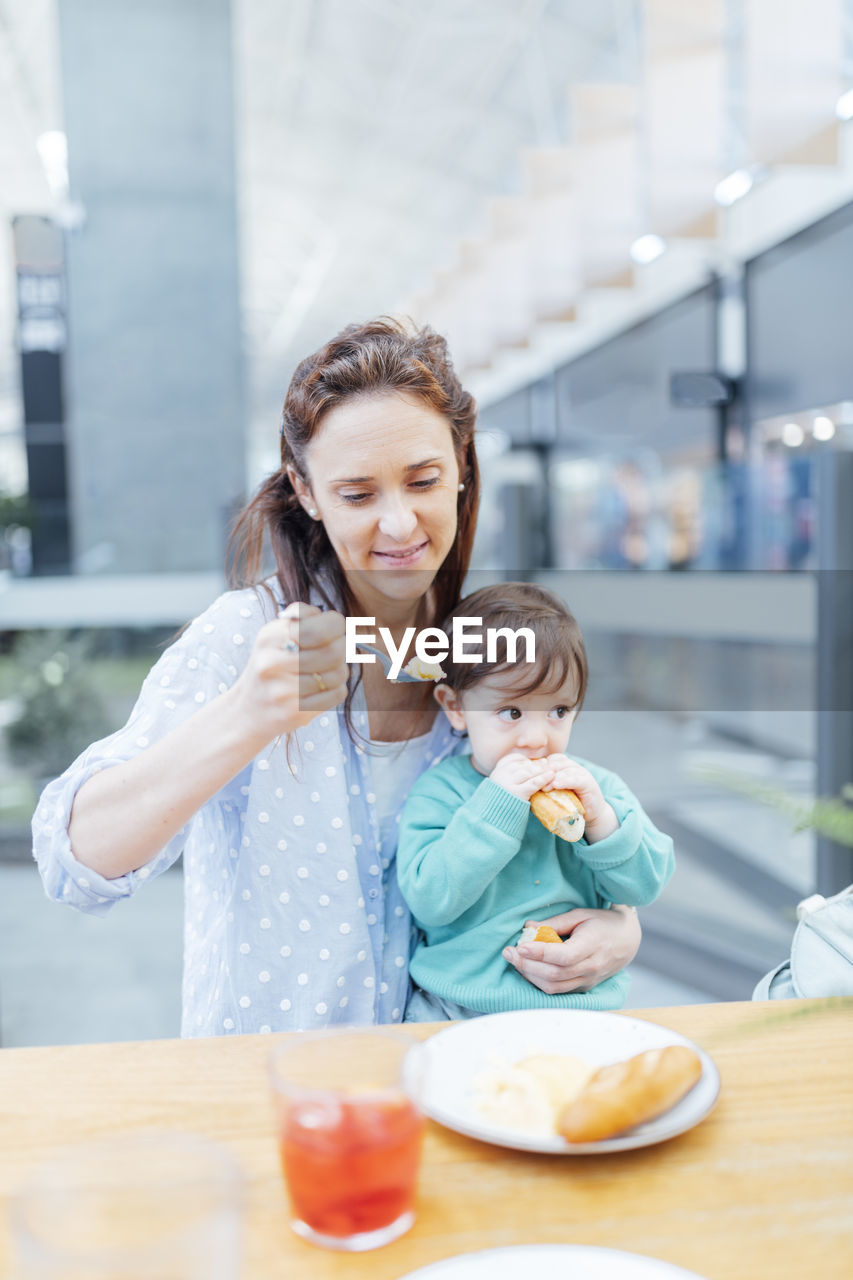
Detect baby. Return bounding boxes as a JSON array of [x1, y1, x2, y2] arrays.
[[396, 582, 674, 1021]]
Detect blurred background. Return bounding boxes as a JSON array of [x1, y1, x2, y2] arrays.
[[1, 0, 852, 1045]]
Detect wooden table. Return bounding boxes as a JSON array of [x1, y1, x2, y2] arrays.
[[0, 999, 851, 1279]]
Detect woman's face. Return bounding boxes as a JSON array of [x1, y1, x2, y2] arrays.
[[290, 391, 461, 617]]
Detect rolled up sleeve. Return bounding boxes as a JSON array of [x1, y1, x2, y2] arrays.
[[33, 756, 188, 915]]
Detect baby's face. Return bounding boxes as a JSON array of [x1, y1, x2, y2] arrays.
[[438, 670, 579, 777]]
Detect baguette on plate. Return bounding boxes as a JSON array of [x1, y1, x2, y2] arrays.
[[556, 1045, 703, 1143], [529, 788, 585, 842]]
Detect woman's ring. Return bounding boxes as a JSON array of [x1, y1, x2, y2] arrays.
[[312, 671, 327, 692], [283, 640, 299, 654]]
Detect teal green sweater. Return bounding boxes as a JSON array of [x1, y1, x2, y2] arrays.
[[396, 754, 674, 1013]]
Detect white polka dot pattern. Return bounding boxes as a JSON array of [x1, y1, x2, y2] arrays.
[[30, 581, 463, 1037]]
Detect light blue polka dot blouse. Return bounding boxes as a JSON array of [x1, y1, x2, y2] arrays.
[[31, 582, 464, 1036]]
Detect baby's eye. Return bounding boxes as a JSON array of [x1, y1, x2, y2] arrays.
[[497, 707, 522, 722], [549, 705, 571, 720]]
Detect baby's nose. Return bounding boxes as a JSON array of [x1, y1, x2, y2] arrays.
[[518, 721, 548, 747]]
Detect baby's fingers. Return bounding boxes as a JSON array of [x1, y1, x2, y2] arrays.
[[547, 760, 586, 786]]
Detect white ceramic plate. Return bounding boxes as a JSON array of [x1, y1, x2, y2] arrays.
[[397, 1244, 709, 1279], [407, 1009, 720, 1154]]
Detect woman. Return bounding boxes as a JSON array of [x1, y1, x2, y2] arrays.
[[33, 317, 641, 1035]]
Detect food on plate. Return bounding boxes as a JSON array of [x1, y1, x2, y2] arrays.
[[556, 1045, 704, 1143], [518, 924, 563, 945], [472, 1043, 705, 1144], [401, 656, 446, 682], [529, 788, 585, 842], [473, 1052, 593, 1137], [513, 1053, 594, 1114]]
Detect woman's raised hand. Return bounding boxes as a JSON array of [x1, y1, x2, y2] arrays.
[[231, 602, 349, 742], [67, 603, 349, 879]]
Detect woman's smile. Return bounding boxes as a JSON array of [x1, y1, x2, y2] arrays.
[[372, 539, 430, 567]]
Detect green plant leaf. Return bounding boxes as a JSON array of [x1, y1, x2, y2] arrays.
[[690, 764, 853, 847]]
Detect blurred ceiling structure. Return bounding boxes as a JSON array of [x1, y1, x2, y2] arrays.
[[1, 0, 852, 486]]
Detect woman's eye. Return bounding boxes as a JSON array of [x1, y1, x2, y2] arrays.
[[339, 476, 438, 505], [497, 707, 522, 722]]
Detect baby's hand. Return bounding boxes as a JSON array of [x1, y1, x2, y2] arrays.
[[542, 755, 619, 842], [490, 752, 556, 802]]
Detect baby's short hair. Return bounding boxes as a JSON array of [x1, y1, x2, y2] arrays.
[[438, 581, 588, 712]]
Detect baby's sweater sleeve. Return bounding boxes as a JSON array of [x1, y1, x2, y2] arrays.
[[397, 768, 531, 928], [573, 761, 675, 906]]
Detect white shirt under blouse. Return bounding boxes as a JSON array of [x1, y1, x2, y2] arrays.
[[31, 582, 463, 1036]]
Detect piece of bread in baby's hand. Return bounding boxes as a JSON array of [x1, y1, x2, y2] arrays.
[[518, 924, 563, 945], [529, 789, 585, 842], [556, 1045, 703, 1143]]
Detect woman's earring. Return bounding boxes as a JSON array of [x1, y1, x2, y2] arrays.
[[458, 483, 465, 492], [308, 507, 319, 519]]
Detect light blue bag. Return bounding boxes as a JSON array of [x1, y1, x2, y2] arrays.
[[753, 886, 853, 999]]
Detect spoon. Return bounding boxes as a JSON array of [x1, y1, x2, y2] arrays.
[[353, 642, 435, 684]]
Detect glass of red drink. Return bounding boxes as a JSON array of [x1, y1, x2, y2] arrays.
[[269, 1028, 425, 1251]]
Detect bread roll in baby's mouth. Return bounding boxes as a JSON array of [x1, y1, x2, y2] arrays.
[[529, 789, 585, 842]]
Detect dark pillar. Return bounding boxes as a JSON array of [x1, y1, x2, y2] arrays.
[[816, 450, 853, 894], [57, 0, 245, 573], [13, 216, 71, 575]]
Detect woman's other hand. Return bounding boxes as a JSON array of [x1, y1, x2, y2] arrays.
[[501, 905, 641, 995], [229, 602, 349, 743]]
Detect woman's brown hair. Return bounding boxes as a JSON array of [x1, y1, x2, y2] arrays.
[[227, 316, 480, 738]]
